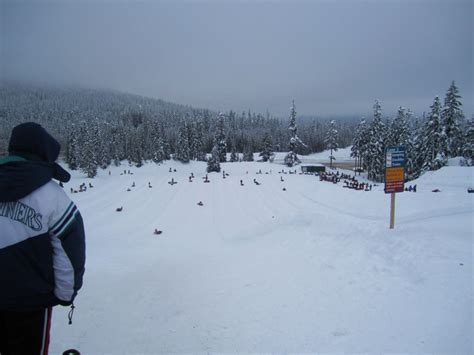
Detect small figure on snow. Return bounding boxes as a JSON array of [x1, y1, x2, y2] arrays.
[[116, 206, 123, 212], [154, 229, 162, 235], [240, 179, 244, 186], [197, 201, 204, 206]]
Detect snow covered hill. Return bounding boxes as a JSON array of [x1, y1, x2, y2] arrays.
[[51, 157, 473, 354]]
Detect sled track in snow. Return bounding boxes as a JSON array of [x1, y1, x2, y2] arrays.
[[297, 192, 383, 222], [398, 207, 474, 224]]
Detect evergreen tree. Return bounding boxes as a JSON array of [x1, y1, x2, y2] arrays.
[[111, 124, 126, 166], [159, 124, 171, 161], [325, 120, 339, 168], [421, 96, 447, 171], [214, 112, 227, 162], [229, 142, 239, 162], [128, 125, 145, 167], [79, 122, 99, 178], [175, 122, 191, 163], [442, 81, 464, 157], [207, 145, 221, 172], [462, 117, 474, 166], [191, 119, 205, 161], [284, 100, 304, 167], [366, 100, 386, 182], [65, 124, 79, 170], [350, 118, 368, 173], [389, 107, 410, 147], [259, 132, 274, 162], [149, 122, 164, 163], [404, 110, 421, 180], [243, 145, 254, 161], [96, 120, 111, 169]]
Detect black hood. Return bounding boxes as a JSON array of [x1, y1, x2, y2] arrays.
[[0, 160, 61, 202], [0, 122, 71, 202], [8, 122, 61, 163]]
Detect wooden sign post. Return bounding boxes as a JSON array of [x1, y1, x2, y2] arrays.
[[390, 193, 396, 229], [385, 146, 405, 229]]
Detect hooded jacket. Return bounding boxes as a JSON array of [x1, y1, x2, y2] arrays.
[[0, 123, 85, 311]]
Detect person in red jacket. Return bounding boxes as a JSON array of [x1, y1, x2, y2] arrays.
[[0, 122, 86, 355]]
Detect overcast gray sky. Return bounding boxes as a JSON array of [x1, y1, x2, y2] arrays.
[[1, 0, 472, 118]]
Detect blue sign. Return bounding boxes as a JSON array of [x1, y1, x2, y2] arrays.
[[385, 146, 405, 168]]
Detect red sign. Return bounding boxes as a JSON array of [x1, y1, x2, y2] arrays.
[[385, 181, 404, 193], [385, 167, 405, 193]]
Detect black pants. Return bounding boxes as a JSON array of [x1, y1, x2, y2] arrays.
[[0, 307, 52, 355]]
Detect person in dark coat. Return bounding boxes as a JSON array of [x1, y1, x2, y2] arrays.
[[0, 123, 86, 355]]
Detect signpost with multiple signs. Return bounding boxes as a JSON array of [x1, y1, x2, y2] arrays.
[[385, 146, 405, 229]]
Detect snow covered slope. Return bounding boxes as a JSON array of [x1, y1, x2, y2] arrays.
[[51, 158, 473, 354]]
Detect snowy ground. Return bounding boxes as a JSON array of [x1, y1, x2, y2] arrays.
[[51, 153, 473, 354]]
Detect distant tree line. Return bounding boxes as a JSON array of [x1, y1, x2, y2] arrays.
[[0, 84, 355, 177], [351, 81, 473, 182], [1, 82, 471, 180]]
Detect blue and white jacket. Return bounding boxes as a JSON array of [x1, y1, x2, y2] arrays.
[[0, 156, 86, 311]]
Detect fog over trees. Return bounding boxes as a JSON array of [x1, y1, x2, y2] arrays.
[[1, 82, 471, 180]]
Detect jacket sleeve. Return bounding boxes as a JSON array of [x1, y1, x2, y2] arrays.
[[49, 198, 86, 305]]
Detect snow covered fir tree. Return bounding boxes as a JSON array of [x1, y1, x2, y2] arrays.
[[324, 120, 339, 169], [462, 118, 474, 166], [421, 96, 448, 171], [259, 133, 274, 162], [207, 145, 221, 173], [214, 112, 227, 163], [442, 81, 465, 157], [284, 100, 305, 167]]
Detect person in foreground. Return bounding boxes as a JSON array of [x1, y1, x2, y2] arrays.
[[0, 122, 86, 355]]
